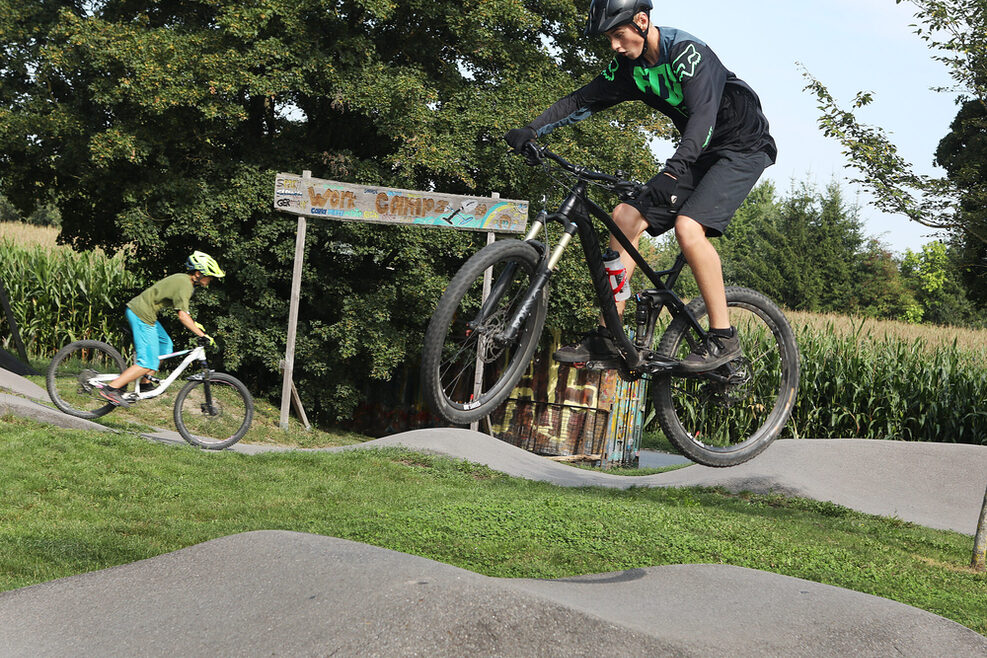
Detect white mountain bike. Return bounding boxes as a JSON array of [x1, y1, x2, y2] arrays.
[[46, 339, 254, 450]]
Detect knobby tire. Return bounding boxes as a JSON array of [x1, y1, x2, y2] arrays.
[[46, 340, 126, 419], [173, 372, 254, 450], [422, 240, 547, 425], [653, 287, 800, 467]]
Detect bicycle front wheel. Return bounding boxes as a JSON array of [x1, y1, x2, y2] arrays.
[[422, 239, 547, 425], [46, 340, 126, 419], [653, 287, 800, 467], [173, 373, 254, 450]]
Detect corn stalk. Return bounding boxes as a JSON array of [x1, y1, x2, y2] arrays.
[[0, 239, 138, 358]]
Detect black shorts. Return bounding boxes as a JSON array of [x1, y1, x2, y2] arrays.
[[628, 148, 773, 238]]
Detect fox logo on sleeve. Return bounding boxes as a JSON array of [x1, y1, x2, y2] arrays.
[[673, 43, 702, 79]]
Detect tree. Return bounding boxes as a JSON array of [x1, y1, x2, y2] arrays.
[[0, 1, 671, 421], [801, 0, 987, 244], [934, 100, 987, 305], [899, 241, 979, 326], [852, 239, 918, 321], [0, 195, 21, 224], [718, 181, 881, 315]]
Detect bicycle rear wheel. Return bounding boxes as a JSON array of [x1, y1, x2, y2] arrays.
[[422, 240, 547, 425], [46, 340, 126, 419], [652, 287, 799, 467], [173, 373, 254, 450]]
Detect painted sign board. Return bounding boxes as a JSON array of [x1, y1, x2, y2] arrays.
[[274, 173, 528, 234]]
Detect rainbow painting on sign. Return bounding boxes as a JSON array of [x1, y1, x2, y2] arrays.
[[274, 173, 528, 234]]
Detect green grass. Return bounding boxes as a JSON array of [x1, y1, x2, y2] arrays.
[[1, 416, 983, 635], [640, 428, 678, 453], [572, 461, 690, 476]]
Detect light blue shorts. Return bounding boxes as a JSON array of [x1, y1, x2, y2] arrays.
[[126, 308, 173, 371]]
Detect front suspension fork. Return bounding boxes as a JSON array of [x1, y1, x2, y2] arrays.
[[198, 358, 217, 414], [500, 221, 576, 343]]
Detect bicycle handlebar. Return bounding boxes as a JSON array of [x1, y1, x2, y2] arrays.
[[520, 143, 646, 200]]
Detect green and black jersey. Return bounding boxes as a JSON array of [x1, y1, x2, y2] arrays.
[[526, 27, 776, 178]]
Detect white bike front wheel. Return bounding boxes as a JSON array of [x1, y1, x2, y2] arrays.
[[173, 373, 254, 450]]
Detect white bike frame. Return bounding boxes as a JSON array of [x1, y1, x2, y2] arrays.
[[88, 346, 208, 402]]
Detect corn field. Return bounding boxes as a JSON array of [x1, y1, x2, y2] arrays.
[[0, 239, 139, 358], [789, 320, 987, 445]]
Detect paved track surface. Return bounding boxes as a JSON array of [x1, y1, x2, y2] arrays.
[[0, 392, 111, 432], [360, 429, 987, 535], [2, 531, 985, 657], [2, 368, 986, 655], [0, 366, 47, 401]]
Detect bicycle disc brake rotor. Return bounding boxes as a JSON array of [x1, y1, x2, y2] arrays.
[[78, 368, 98, 394], [696, 357, 753, 409], [473, 308, 511, 364], [720, 357, 754, 407]]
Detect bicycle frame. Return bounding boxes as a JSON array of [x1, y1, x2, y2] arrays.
[[132, 346, 210, 400], [87, 346, 210, 402], [423, 145, 798, 463], [504, 148, 709, 374]]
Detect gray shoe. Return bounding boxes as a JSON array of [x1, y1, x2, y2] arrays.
[[97, 386, 131, 408], [553, 326, 620, 365], [677, 327, 741, 373]]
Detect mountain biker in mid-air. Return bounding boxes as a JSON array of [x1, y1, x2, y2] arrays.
[[98, 251, 223, 407], [505, 0, 776, 372]]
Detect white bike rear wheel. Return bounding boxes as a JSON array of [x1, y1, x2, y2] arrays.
[[46, 340, 126, 419]]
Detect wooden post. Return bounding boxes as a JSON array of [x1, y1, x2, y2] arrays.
[[470, 194, 499, 433], [973, 483, 987, 572], [290, 378, 312, 431], [280, 171, 311, 429]]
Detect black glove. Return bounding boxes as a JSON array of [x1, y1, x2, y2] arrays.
[[504, 127, 537, 153], [642, 171, 679, 207]]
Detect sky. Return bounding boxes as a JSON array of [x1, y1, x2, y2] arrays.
[[652, 0, 958, 254]]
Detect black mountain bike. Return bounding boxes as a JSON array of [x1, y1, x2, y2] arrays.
[[421, 145, 799, 467]]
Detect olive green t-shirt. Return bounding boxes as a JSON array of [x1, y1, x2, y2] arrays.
[[127, 273, 194, 325]]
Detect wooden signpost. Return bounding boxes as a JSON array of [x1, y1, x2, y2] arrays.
[[273, 171, 529, 430]]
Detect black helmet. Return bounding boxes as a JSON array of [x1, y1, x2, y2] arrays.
[[585, 0, 653, 36]]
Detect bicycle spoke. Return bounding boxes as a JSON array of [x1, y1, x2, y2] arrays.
[[423, 241, 547, 424], [46, 341, 126, 419], [654, 290, 799, 465], [175, 377, 251, 447], [440, 261, 530, 406]]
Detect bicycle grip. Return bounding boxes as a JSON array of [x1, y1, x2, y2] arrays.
[[520, 142, 543, 166]]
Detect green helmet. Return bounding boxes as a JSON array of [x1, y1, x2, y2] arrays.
[[186, 251, 225, 278]]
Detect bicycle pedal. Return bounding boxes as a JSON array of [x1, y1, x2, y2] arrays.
[[583, 359, 619, 371]]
